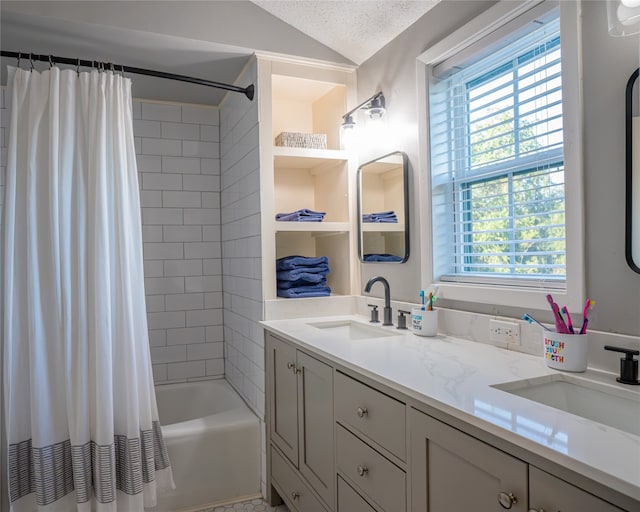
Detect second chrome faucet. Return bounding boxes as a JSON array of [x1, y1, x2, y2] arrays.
[[364, 276, 393, 326]]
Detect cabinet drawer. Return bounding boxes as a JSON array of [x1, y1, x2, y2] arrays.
[[271, 446, 328, 512], [334, 371, 406, 460], [529, 466, 625, 512], [336, 425, 406, 512], [338, 476, 376, 512]]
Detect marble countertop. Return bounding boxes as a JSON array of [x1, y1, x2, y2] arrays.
[[262, 315, 640, 504]]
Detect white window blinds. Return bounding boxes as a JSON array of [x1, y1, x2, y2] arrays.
[[429, 11, 565, 286]]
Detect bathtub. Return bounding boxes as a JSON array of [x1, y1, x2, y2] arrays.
[[154, 379, 261, 511]]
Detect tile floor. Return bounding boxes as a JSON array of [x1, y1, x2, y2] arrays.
[[195, 498, 289, 512]]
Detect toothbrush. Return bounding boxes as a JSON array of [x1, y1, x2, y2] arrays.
[[579, 299, 595, 334], [419, 290, 426, 311], [522, 313, 551, 331], [561, 306, 575, 334], [546, 294, 569, 333], [428, 292, 434, 311]]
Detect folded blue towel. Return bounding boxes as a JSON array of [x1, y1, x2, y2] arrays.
[[278, 277, 327, 290], [277, 285, 331, 298], [363, 254, 404, 262], [276, 255, 329, 271], [368, 210, 395, 217], [363, 211, 398, 223], [276, 266, 329, 282], [276, 209, 326, 222]]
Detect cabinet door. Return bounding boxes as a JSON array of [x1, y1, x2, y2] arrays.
[[410, 408, 527, 512], [267, 333, 299, 466], [529, 466, 625, 512], [297, 350, 334, 507]]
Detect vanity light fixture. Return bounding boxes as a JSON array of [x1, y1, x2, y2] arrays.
[[340, 91, 385, 149], [341, 91, 386, 130], [607, 0, 640, 36]]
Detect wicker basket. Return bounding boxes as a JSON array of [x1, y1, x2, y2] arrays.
[[275, 131, 327, 149]]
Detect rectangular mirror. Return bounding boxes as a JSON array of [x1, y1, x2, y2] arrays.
[[626, 68, 640, 274], [357, 151, 409, 263]]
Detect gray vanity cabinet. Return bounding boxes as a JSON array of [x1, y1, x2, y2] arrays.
[[265, 328, 638, 512], [266, 333, 334, 510], [410, 407, 529, 512], [529, 466, 625, 512]]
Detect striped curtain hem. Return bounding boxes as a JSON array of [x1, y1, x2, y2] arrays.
[[8, 421, 170, 505]]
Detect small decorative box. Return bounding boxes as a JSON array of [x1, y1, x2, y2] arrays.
[[275, 131, 327, 149]]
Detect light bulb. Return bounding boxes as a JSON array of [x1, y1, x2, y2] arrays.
[[367, 97, 385, 120], [340, 123, 356, 151], [609, 0, 640, 35]]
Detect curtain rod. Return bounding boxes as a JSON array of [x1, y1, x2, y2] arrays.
[[1, 51, 254, 101]]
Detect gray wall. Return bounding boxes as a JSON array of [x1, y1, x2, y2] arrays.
[[356, 0, 640, 336], [0, 1, 350, 65]]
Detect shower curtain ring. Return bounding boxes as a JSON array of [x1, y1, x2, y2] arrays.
[[49, 55, 53, 69], [76, 58, 80, 77], [16, 52, 21, 68], [29, 53, 34, 71]]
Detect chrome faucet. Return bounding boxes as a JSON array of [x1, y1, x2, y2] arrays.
[[364, 276, 392, 326]]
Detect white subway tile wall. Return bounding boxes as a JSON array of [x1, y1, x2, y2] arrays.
[[135, 99, 224, 384], [219, 60, 267, 496]]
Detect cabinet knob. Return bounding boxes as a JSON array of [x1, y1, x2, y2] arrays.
[[287, 362, 300, 374], [357, 464, 369, 477], [356, 406, 368, 418], [498, 492, 518, 509], [290, 491, 300, 500]]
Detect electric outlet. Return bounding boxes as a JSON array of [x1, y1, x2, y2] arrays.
[[489, 319, 521, 344]]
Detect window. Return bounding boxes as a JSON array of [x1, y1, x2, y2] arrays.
[[418, 1, 584, 310]]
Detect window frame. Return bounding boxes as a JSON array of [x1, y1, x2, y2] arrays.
[[416, 0, 585, 311]]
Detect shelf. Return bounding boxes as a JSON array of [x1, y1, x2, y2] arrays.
[[361, 223, 405, 232], [273, 146, 349, 170], [275, 221, 350, 233], [264, 62, 356, 302]]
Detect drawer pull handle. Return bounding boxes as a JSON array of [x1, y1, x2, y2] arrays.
[[498, 492, 518, 509], [356, 406, 368, 418], [290, 491, 300, 500], [357, 464, 369, 477]]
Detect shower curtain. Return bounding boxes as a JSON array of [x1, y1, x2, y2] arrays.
[[3, 66, 174, 511]]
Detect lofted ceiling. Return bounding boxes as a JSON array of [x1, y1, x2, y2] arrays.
[[1, 1, 441, 105], [251, 1, 440, 65]]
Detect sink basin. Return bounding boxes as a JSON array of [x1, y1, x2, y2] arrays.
[[493, 374, 640, 436], [308, 320, 396, 340]]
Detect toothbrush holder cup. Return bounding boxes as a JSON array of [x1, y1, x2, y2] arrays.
[[411, 308, 438, 337], [543, 331, 588, 372]]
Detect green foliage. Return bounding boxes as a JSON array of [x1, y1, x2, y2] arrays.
[[463, 110, 565, 276]]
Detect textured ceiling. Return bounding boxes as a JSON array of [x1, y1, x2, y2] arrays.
[[252, 0, 439, 64]]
